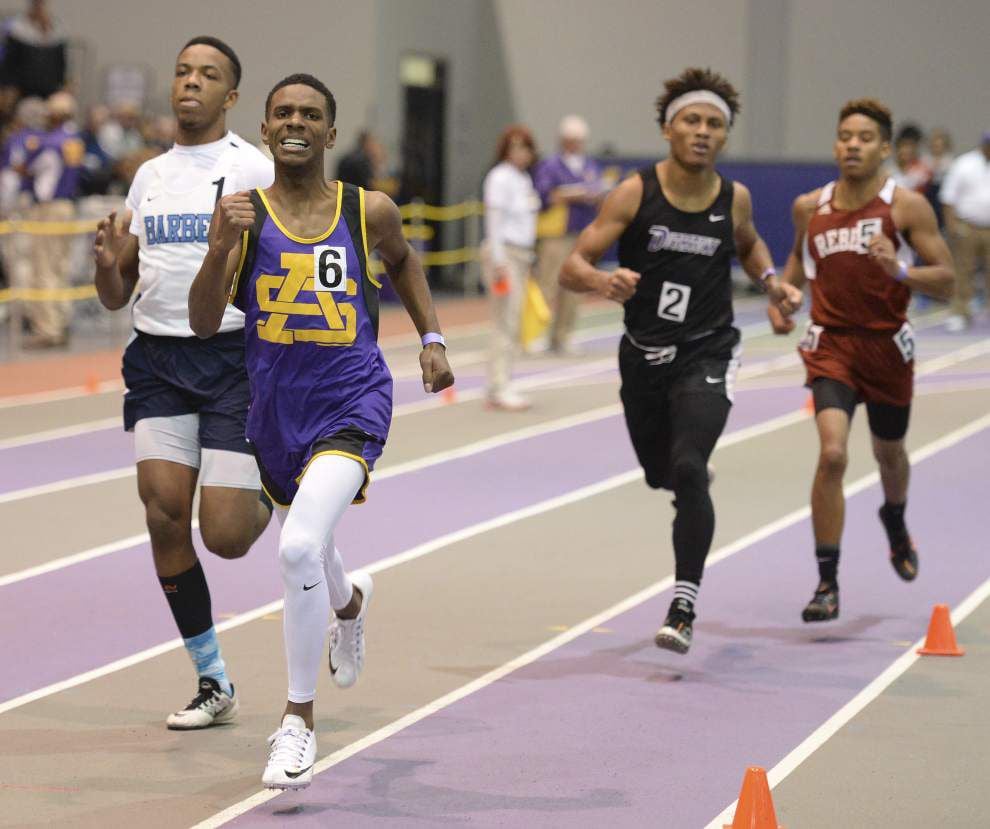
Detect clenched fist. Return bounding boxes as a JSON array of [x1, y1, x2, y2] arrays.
[[208, 192, 255, 254]]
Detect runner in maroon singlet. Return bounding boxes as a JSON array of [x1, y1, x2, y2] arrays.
[[769, 98, 954, 623]]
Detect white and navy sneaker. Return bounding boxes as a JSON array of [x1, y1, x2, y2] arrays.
[[262, 714, 317, 790], [654, 598, 696, 654], [166, 676, 238, 730], [328, 571, 373, 689]]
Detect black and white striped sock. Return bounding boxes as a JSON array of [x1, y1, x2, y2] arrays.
[[674, 580, 699, 608]]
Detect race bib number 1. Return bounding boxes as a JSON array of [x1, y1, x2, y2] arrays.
[[313, 246, 347, 291], [657, 281, 691, 323]]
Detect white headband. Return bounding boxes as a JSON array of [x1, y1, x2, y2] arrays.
[[664, 90, 732, 126]]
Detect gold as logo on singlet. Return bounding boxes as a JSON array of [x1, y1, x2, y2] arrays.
[[255, 251, 357, 345]]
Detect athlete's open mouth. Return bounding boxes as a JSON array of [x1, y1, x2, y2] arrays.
[[280, 138, 310, 151]]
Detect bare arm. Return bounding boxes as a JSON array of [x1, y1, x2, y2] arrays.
[[92, 210, 140, 311], [559, 174, 642, 303], [883, 190, 954, 301], [188, 193, 252, 338], [733, 183, 802, 317], [768, 192, 817, 334], [365, 190, 454, 394]]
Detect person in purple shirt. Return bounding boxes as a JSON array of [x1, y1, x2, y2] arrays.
[[190, 73, 453, 791], [533, 115, 608, 354], [23, 90, 83, 347]]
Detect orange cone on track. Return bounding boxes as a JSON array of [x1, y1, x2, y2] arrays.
[[802, 394, 815, 415], [83, 372, 100, 394], [917, 604, 965, 656], [442, 386, 457, 404], [724, 766, 783, 829]]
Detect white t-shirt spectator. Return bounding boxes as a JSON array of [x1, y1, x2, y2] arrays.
[[126, 131, 274, 337], [940, 149, 990, 227], [483, 161, 539, 266]]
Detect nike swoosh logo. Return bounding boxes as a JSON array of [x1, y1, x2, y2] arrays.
[[303, 581, 322, 591], [705, 376, 723, 383], [708, 214, 725, 222], [285, 765, 313, 779]]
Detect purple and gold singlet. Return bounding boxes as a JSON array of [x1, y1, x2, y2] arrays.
[[229, 182, 392, 505]]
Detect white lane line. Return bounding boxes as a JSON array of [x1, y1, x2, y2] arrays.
[[195, 410, 990, 829], [0, 417, 121, 451], [0, 531, 154, 589], [704, 571, 990, 829], [0, 379, 124, 410], [2, 330, 984, 579], [0, 404, 622, 587], [0, 403, 821, 716], [0, 468, 135, 506]]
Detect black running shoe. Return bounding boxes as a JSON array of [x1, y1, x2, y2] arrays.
[[654, 598, 695, 654], [889, 537, 919, 581], [802, 582, 839, 622]]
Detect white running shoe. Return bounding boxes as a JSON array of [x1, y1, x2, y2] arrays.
[[262, 714, 317, 790], [328, 570, 373, 689], [945, 314, 968, 333], [166, 676, 238, 730], [485, 390, 532, 412]]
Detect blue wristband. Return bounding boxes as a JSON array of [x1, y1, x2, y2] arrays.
[[895, 263, 909, 282], [421, 332, 446, 348]]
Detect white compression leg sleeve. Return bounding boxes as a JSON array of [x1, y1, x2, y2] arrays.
[[277, 453, 364, 703]]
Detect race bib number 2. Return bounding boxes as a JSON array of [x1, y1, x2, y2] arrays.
[[657, 281, 691, 323], [313, 246, 347, 291]]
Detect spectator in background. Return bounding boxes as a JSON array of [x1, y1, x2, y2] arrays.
[[0, 95, 45, 303], [481, 124, 539, 411], [336, 130, 376, 189], [940, 131, 990, 332], [923, 128, 954, 227], [533, 115, 606, 355], [23, 90, 83, 348], [0, 0, 66, 99], [0, 94, 45, 213], [78, 104, 114, 196], [889, 123, 931, 194], [97, 101, 145, 161]]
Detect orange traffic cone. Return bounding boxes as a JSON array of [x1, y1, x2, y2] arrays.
[[83, 372, 100, 394], [917, 604, 964, 656], [442, 386, 457, 404], [724, 766, 783, 829], [802, 394, 815, 415]]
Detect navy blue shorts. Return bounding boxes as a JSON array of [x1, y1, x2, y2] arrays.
[[122, 330, 252, 455]]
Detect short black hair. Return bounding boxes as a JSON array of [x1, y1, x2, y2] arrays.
[[182, 36, 242, 88], [839, 98, 893, 142], [656, 67, 740, 127], [894, 123, 923, 146], [265, 73, 337, 124]]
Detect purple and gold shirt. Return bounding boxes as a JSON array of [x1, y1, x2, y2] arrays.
[[229, 182, 392, 502]]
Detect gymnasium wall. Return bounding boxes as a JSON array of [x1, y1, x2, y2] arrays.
[[50, 0, 990, 201]]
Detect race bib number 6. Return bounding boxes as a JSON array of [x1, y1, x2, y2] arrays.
[[657, 281, 691, 323], [313, 246, 347, 291]]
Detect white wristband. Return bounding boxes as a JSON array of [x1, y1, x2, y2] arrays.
[[421, 332, 446, 348]]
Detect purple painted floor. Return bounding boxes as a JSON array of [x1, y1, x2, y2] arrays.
[[229, 413, 990, 827]]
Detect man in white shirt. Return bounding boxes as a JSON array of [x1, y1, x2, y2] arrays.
[[940, 131, 990, 330], [92, 36, 274, 730]]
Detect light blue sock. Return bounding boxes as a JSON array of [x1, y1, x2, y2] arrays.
[[184, 628, 233, 696]]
